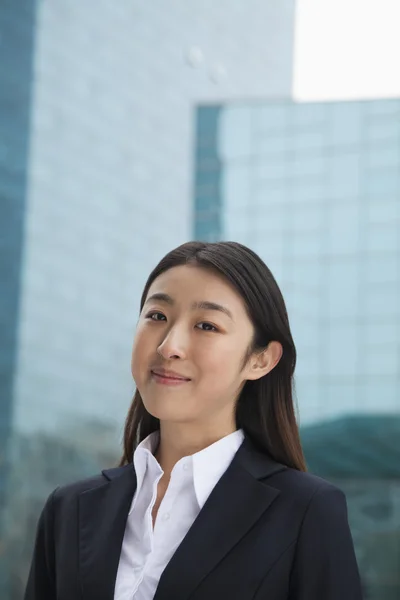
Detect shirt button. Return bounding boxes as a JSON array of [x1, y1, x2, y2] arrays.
[[183, 462, 189, 471], [162, 512, 170, 521]]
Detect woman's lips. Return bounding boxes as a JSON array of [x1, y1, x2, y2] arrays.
[[151, 370, 191, 386]]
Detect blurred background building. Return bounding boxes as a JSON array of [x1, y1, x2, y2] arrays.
[[196, 99, 400, 425], [1, 0, 399, 599], [195, 98, 400, 598], [1, 0, 297, 596]]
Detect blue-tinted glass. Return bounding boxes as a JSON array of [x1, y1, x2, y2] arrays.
[[196, 221, 219, 241], [1, 2, 37, 596], [326, 324, 358, 377], [253, 205, 284, 234], [365, 320, 399, 346], [218, 106, 252, 160], [221, 163, 250, 211], [329, 151, 361, 179], [367, 197, 399, 223], [196, 193, 219, 212], [290, 261, 323, 287], [196, 163, 220, 187], [290, 201, 324, 231], [255, 102, 289, 132], [368, 224, 398, 253], [257, 133, 288, 157], [361, 380, 398, 411], [288, 280, 321, 318], [255, 180, 288, 207], [224, 207, 250, 238], [196, 111, 221, 190], [291, 179, 328, 203], [291, 232, 323, 258], [196, 206, 222, 220], [296, 382, 322, 423], [253, 159, 286, 181], [328, 203, 360, 254], [255, 234, 285, 260], [364, 286, 399, 317], [365, 255, 398, 284], [291, 129, 326, 152], [365, 99, 400, 116], [197, 105, 221, 136], [365, 344, 398, 376], [324, 383, 359, 415], [291, 154, 326, 177], [292, 101, 328, 127], [367, 117, 400, 141], [366, 141, 400, 169], [195, 107, 222, 239], [327, 152, 360, 198], [329, 102, 363, 145], [365, 169, 399, 195], [326, 259, 359, 318], [296, 346, 320, 378]]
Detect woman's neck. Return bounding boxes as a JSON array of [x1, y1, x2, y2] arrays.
[[154, 420, 237, 477]]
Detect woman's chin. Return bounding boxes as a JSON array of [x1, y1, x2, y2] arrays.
[[144, 402, 196, 424]]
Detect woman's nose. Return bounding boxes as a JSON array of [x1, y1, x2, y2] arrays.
[[157, 328, 187, 360]]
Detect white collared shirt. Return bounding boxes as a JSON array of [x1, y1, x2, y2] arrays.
[[114, 429, 245, 600]]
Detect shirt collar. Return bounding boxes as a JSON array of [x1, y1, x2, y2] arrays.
[[191, 429, 245, 509], [129, 431, 161, 514], [130, 428, 245, 513]]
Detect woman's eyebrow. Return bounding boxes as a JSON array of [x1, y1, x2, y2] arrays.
[[145, 292, 173, 305], [145, 293, 233, 320], [194, 300, 233, 320]]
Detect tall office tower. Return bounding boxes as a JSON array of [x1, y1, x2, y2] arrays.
[[194, 98, 400, 599], [0, 1, 296, 596], [195, 98, 400, 424]]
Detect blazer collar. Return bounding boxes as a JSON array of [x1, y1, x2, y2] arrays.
[[78, 464, 136, 600], [78, 436, 287, 600], [235, 435, 287, 480], [153, 437, 287, 600]]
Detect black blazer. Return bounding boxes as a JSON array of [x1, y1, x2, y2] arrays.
[[25, 437, 363, 600]]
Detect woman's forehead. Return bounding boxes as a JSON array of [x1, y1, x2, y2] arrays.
[[146, 265, 247, 313], [148, 265, 232, 295]]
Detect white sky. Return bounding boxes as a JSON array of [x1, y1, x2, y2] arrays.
[[293, 0, 400, 101]]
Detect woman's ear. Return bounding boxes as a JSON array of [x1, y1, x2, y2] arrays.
[[245, 341, 283, 381]]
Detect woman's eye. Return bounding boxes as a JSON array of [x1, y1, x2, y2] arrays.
[[197, 322, 218, 332], [146, 312, 166, 321]]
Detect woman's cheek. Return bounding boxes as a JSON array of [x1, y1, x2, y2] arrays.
[[204, 353, 235, 381], [131, 343, 145, 383]]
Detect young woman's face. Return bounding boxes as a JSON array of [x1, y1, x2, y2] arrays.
[[131, 264, 258, 427]]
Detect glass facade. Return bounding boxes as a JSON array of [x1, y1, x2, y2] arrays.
[[0, 0, 37, 556], [195, 98, 400, 599], [0, 2, 297, 597]]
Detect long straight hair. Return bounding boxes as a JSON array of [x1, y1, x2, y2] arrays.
[[119, 241, 306, 471]]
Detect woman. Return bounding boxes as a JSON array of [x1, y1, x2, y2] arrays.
[[25, 241, 363, 600]]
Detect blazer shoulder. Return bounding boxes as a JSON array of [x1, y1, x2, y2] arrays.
[[269, 466, 345, 506], [53, 464, 133, 503]]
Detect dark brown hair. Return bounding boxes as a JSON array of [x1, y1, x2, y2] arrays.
[[119, 241, 306, 471]]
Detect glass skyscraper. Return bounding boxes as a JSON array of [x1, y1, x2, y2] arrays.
[[194, 98, 400, 599], [0, 1, 296, 597]]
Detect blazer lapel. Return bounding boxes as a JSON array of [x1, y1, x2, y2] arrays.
[[79, 464, 136, 600], [154, 437, 287, 600]]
